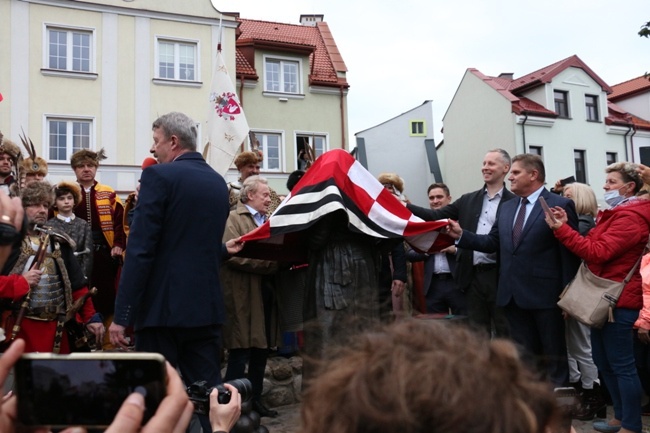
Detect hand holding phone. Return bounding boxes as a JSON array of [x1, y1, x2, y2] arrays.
[[538, 196, 557, 224]]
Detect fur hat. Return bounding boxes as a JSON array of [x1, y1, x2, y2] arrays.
[[234, 150, 263, 169], [0, 133, 21, 160], [70, 148, 107, 168], [21, 156, 48, 176], [54, 181, 82, 206], [19, 131, 47, 176], [21, 180, 54, 208], [377, 172, 404, 193]]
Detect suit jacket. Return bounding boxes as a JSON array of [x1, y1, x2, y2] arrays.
[[407, 184, 516, 290], [458, 188, 580, 309], [114, 152, 230, 330], [407, 250, 457, 296]]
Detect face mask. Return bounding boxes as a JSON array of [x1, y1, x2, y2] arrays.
[[603, 186, 626, 207]]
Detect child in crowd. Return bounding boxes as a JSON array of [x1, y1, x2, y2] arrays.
[[47, 181, 93, 280]]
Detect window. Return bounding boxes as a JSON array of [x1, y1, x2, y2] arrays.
[[585, 95, 599, 121], [47, 118, 92, 161], [554, 90, 569, 118], [606, 152, 617, 166], [264, 57, 301, 94], [296, 134, 327, 168], [574, 150, 586, 183], [46, 26, 93, 72], [156, 39, 197, 81], [254, 132, 282, 171], [528, 146, 543, 157], [410, 120, 426, 136]]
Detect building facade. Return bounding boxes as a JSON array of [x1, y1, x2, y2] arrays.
[[442, 55, 650, 201]]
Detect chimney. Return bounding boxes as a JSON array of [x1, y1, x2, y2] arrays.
[[300, 14, 324, 26], [498, 72, 514, 80]]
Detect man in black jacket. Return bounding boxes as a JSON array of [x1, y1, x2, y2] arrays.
[[407, 149, 514, 337]]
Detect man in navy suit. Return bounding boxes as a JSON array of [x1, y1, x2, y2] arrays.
[[109, 112, 230, 432], [408, 149, 515, 335], [447, 153, 580, 385]]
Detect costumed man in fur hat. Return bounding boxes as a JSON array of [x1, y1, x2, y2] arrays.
[[229, 150, 282, 215], [47, 182, 93, 280], [70, 148, 126, 349], [0, 133, 22, 196], [2, 181, 103, 353]]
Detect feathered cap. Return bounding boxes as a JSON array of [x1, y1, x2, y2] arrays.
[[21, 180, 54, 208], [54, 181, 82, 206], [234, 150, 263, 169], [0, 132, 21, 160], [377, 172, 405, 193], [19, 131, 48, 176], [70, 148, 107, 168]]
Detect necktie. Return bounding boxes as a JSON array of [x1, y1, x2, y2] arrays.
[[255, 213, 265, 226], [512, 197, 528, 248]]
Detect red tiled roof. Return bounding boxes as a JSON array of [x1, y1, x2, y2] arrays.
[[235, 18, 348, 88], [609, 76, 650, 101], [512, 97, 557, 117], [604, 101, 650, 131], [509, 55, 612, 94], [235, 49, 257, 80]]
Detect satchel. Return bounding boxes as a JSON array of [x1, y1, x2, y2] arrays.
[[558, 256, 642, 328]]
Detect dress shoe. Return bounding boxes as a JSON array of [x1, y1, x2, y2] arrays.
[[592, 420, 621, 433], [253, 400, 278, 418]]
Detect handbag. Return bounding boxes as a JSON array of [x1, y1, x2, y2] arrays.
[[557, 255, 643, 328]]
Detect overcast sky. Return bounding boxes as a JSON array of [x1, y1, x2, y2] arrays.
[[214, 0, 649, 146]]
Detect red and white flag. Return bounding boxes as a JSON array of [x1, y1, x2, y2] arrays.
[[238, 149, 452, 262], [205, 50, 249, 176]]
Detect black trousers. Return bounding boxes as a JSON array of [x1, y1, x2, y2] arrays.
[[136, 324, 223, 433]]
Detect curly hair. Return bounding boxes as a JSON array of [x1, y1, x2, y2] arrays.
[[606, 162, 643, 193], [300, 320, 559, 433]]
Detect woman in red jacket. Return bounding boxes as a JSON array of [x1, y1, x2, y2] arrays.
[[546, 162, 650, 433]]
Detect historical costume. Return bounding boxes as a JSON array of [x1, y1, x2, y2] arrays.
[[3, 182, 100, 353], [70, 149, 126, 330], [0, 132, 22, 196], [48, 181, 93, 280]]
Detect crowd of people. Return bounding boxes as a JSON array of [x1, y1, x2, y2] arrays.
[[4, 112, 650, 433]]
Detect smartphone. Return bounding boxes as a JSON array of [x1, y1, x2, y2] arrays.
[[15, 352, 166, 429], [560, 176, 576, 186], [554, 387, 579, 433], [538, 196, 557, 223]]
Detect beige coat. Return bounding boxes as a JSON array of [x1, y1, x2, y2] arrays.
[[221, 202, 279, 349]]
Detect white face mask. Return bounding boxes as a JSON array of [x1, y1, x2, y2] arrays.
[[603, 186, 627, 207]]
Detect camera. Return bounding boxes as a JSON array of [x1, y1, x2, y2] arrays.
[[187, 378, 252, 415]]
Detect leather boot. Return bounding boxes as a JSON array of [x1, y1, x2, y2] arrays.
[[573, 385, 607, 421]]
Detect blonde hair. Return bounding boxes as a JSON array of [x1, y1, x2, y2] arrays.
[[564, 182, 598, 217]]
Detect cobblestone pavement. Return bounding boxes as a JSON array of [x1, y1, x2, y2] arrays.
[[261, 404, 650, 433]]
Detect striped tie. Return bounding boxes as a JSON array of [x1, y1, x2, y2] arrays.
[[512, 197, 528, 248]]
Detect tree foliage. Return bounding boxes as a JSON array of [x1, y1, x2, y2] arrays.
[[640, 20, 650, 38]]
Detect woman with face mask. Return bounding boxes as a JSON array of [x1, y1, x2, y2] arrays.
[[544, 162, 650, 433]]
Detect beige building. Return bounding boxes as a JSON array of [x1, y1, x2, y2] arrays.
[[1, 2, 349, 196], [232, 14, 349, 194]]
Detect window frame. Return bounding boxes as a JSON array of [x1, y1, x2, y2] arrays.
[[574, 149, 587, 184], [585, 94, 599, 122], [251, 130, 284, 172], [154, 36, 201, 84], [263, 55, 303, 95], [606, 152, 617, 166], [409, 120, 426, 137], [528, 145, 543, 158], [554, 90, 570, 119], [42, 23, 97, 78], [45, 115, 95, 162], [296, 132, 329, 168]]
